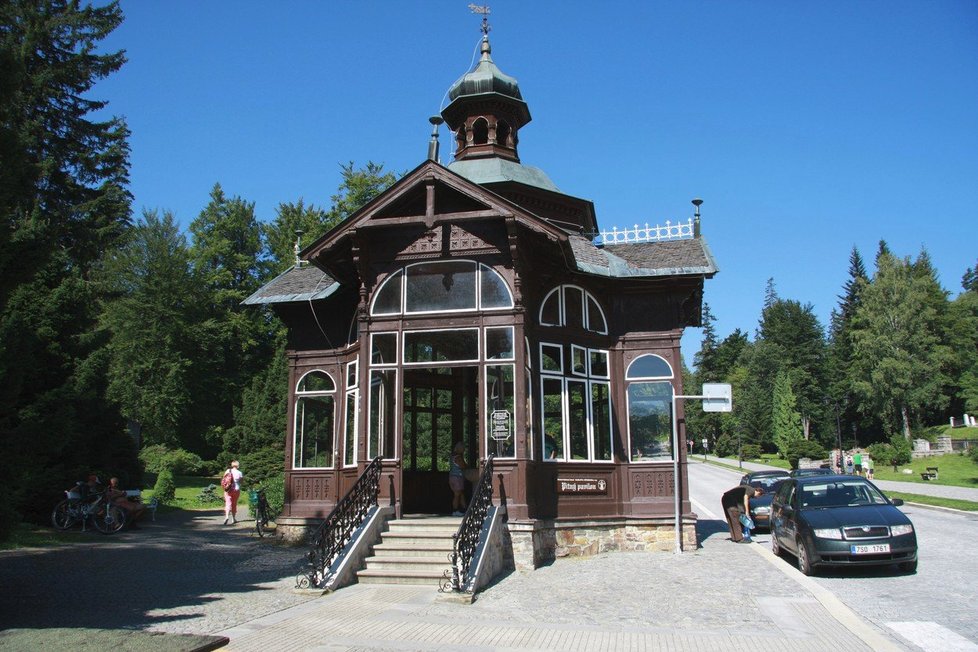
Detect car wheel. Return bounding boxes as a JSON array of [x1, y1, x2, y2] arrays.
[[796, 538, 815, 576], [771, 530, 782, 557], [899, 560, 918, 574]]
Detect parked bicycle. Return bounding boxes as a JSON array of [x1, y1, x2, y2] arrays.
[[52, 486, 126, 534], [252, 488, 271, 538]]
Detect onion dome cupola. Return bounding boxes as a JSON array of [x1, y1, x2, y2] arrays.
[[441, 33, 531, 163]]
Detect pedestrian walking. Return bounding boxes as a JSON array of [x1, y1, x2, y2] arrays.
[[222, 460, 243, 525], [721, 484, 762, 543]]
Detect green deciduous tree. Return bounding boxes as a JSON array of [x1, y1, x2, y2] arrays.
[[849, 251, 954, 439]]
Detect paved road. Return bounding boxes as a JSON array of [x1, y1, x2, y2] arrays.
[[689, 460, 978, 651], [702, 454, 978, 502]]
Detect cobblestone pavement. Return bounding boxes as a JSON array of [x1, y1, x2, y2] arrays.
[[1, 503, 909, 651], [219, 520, 904, 652], [0, 505, 319, 637]]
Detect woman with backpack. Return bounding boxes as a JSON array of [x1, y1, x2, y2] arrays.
[[222, 460, 243, 525]]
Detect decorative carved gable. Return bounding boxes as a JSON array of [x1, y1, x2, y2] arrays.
[[397, 223, 499, 260]]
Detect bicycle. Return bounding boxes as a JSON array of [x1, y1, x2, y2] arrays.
[[253, 488, 271, 538], [52, 487, 127, 534]]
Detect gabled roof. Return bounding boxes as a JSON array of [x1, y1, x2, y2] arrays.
[[300, 159, 570, 264]]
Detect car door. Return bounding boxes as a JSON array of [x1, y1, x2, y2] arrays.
[[772, 480, 798, 552]]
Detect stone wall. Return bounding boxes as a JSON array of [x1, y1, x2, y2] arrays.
[[507, 518, 697, 570]]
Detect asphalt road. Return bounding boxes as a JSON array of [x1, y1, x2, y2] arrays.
[[688, 460, 978, 651]]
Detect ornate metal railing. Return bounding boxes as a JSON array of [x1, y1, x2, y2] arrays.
[[440, 454, 495, 593], [296, 456, 383, 589], [595, 218, 696, 244]]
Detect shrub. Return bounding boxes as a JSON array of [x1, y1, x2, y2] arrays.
[[970, 445, 978, 465], [139, 445, 206, 476], [740, 444, 762, 461], [251, 472, 285, 520], [868, 435, 913, 470], [785, 440, 827, 469], [153, 468, 176, 504], [235, 447, 286, 488]]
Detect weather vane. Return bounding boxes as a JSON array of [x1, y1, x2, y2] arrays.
[[468, 3, 491, 36]]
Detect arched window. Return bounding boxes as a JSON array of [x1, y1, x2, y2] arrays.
[[472, 117, 489, 145], [496, 120, 512, 147], [626, 354, 673, 380], [370, 261, 513, 315], [539, 285, 607, 334], [294, 371, 336, 469], [625, 355, 674, 462]]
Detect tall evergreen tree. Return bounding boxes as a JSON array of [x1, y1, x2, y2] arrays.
[[826, 246, 870, 443], [264, 199, 331, 275], [772, 370, 803, 456], [100, 210, 200, 449], [758, 298, 827, 441], [0, 0, 136, 523], [962, 258, 978, 293], [188, 184, 270, 451]]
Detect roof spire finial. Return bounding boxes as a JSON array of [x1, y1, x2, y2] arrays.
[[468, 3, 491, 37]]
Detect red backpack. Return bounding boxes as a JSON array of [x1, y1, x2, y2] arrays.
[[221, 470, 233, 491]]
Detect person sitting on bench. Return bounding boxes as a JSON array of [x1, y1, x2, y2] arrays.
[[106, 477, 147, 529]]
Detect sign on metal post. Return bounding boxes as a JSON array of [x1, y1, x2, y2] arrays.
[[701, 383, 732, 413]]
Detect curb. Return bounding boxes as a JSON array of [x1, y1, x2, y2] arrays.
[[747, 540, 903, 651]]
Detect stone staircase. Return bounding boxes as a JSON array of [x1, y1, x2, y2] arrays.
[[357, 516, 460, 585]]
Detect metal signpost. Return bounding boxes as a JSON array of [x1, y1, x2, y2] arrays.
[[671, 383, 732, 554]]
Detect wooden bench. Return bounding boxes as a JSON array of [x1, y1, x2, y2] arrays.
[[920, 467, 939, 481]]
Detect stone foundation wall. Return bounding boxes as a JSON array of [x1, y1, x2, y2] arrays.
[[508, 518, 696, 570], [276, 518, 319, 545]]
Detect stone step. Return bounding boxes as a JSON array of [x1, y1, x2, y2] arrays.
[[372, 542, 453, 558], [379, 532, 456, 547], [357, 568, 447, 585], [363, 556, 452, 573], [386, 519, 460, 535]]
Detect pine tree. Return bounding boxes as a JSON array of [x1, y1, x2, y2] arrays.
[[772, 370, 803, 457], [0, 0, 136, 524]]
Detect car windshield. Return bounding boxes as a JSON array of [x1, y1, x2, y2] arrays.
[[798, 480, 889, 508], [750, 477, 787, 492]]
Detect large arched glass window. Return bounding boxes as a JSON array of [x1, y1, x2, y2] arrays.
[[626, 355, 674, 462], [539, 285, 607, 334], [370, 261, 513, 315], [294, 371, 336, 469]]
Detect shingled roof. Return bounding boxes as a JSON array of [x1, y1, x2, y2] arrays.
[[242, 264, 338, 305], [568, 235, 718, 278]]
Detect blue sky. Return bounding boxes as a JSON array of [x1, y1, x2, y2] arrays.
[[95, 1, 978, 363]]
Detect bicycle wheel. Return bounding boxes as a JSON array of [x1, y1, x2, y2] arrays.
[[255, 506, 266, 537], [94, 504, 127, 534], [52, 499, 77, 530]]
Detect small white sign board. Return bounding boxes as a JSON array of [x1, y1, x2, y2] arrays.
[[701, 383, 732, 412]]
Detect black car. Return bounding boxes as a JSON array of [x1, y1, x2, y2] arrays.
[[770, 475, 918, 575], [790, 467, 835, 478], [739, 470, 791, 531]]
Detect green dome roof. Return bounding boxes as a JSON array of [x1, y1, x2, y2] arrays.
[[448, 36, 523, 102]]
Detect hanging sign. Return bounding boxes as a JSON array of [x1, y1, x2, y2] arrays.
[[491, 410, 512, 441]]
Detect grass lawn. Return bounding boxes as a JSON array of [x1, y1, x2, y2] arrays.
[[885, 491, 978, 512], [141, 474, 224, 512], [870, 452, 978, 488], [758, 454, 790, 470]]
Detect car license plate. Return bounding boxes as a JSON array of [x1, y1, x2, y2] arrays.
[[850, 543, 890, 554]]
